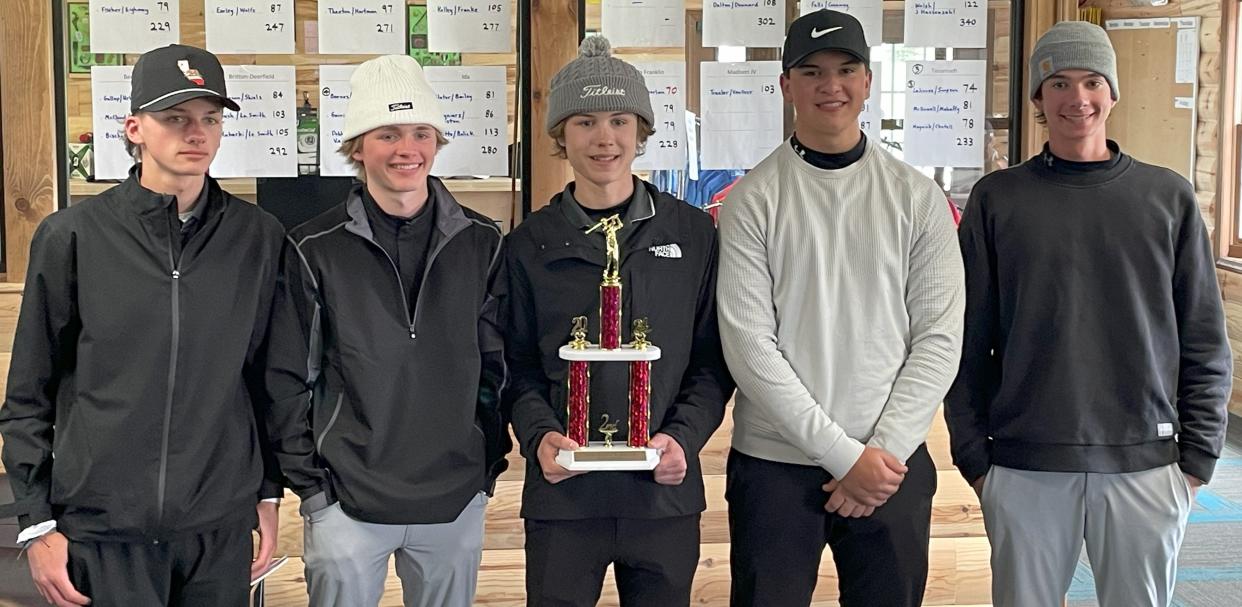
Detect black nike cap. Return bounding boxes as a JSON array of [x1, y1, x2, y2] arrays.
[[783, 10, 870, 71]]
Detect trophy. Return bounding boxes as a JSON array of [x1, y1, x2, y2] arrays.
[[554, 215, 661, 471]]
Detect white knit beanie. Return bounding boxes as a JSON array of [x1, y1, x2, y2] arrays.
[[342, 55, 449, 141]]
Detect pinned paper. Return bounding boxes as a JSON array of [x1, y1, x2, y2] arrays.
[[903, 60, 986, 168], [603, 0, 684, 48], [633, 62, 688, 171], [211, 66, 298, 178], [700, 61, 784, 170], [425, 66, 509, 177], [703, 0, 784, 48], [904, 0, 986, 49], [319, 65, 358, 177], [205, 0, 294, 54], [318, 0, 405, 54], [427, 0, 512, 53], [89, 0, 179, 53]]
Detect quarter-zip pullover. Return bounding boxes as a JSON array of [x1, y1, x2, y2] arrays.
[[265, 179, 509, 525]]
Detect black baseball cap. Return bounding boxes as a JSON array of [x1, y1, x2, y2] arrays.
[[782, 10, 870, 71], [130, 44, 240, 113]]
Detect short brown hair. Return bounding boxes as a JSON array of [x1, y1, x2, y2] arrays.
[[548, 116, 655, 159], [337, 128, 450, 181]]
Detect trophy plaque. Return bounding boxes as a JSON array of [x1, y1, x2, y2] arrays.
[[554, 215, 661, 471]]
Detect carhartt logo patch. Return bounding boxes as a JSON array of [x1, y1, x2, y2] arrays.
[[1157, 423, 1174, 438], [388, 102, 414, 111], [649, 243, 682, 259], [1039, 57, 1055, 80]]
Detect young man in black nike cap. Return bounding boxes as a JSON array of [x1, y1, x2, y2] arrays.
[[0, 44, 285, 606], [719, 10, 963, 607]]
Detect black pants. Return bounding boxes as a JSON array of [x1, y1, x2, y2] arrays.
[[524, 514, 701, 607], [727, 445, 937, 607], [67, 524, 252, 607]]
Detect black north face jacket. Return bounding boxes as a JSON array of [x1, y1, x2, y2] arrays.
[[505, 178, 734, 520], [0, 173, 285, 541]]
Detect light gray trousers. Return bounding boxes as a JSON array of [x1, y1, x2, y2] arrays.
[[982, 463, 1193, 607], [303, 492, 488, 607]]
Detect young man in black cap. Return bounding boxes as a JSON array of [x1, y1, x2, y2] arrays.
[[505, 36, 733, 606], [717, 10, 963, 607], [0, 44, 284, 606], [947, 22, 1230, 606]]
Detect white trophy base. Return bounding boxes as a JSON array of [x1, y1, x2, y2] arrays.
[[556, 442, 661, 471], [559, 344, 662, 362]]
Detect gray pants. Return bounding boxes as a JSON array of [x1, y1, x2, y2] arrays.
[[303, 492, 488, 607], [982, 463, 1193, 607]]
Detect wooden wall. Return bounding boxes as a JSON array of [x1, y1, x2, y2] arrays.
[[1, 0, 58, 284]]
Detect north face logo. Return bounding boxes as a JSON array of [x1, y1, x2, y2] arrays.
[[649, 244, 682, 259]]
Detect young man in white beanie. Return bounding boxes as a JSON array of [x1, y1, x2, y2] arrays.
[[263, 54, 508, 607], [503, 36, 733, 606], [717, 10, 964, 606], [0, 44, 285, 605], [945, 21, 1230, 607]]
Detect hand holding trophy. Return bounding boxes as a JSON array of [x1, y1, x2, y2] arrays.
[[554, 215, 662, 471]]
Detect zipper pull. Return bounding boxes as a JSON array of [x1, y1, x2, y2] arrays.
[[409, 325, 416, 340], [171, 270, 180, 279]]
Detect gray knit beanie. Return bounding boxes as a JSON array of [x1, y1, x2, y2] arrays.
[[1029, 21, 1119, 100], [546, 36, 655, 131]]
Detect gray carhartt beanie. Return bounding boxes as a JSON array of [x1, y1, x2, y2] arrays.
[[1029, 21, 1119, 100], [546, 36, 655, 131]]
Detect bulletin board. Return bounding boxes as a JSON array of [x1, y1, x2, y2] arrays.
[[1104, 16, 1198, 182], [62, 0, 519, 178]]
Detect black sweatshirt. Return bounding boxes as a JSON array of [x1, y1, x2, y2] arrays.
[[945, 141, 1232, 485], [504, 178, 734, 520]]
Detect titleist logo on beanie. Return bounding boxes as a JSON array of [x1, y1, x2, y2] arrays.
[[581, 85, 627, 98]]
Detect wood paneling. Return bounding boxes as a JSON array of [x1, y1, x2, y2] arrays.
[[1, 0, 58, 283], [528, 0, 577, 210]]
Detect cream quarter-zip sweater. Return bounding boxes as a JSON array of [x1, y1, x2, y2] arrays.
[[718, 139, 964, 479]]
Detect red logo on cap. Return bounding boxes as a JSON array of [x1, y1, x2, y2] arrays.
[[178, 60, 205, 86]]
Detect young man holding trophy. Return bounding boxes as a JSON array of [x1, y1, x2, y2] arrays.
[[504, 36, 734, 606]]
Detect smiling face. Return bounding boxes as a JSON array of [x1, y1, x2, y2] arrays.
[[781, 49, 871, 149], [1034, 69, 1116, 148], [352, 124, 440, 202], [558, 111, 639, 191], [124, 97, 224, 179]]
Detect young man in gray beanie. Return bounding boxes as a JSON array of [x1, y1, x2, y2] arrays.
[[945, 20, 1230, 607], [717, 10, 963, 606], [503, 35, 733, 606], [263, 54, 508, 606]]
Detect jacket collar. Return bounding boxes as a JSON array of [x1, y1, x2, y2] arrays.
[[118, 164, 225, 220], [557, 176, 656, 231], [344, 176, 473, 243]]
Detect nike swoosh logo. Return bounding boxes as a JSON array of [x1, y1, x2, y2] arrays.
[[811, 26, 842, 38]]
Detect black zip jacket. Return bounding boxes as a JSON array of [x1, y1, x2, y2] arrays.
[[0, 173, 285, 541], [505, 179, 734, 520], [945, 142, 1231, 485], [265, 179, 509, 525]]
